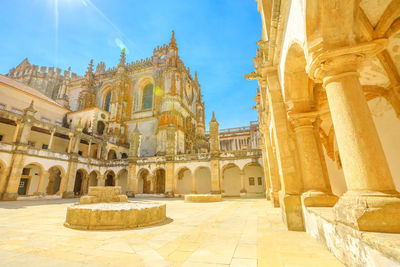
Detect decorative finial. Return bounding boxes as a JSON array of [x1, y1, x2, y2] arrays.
[[195, 71, 198, 82], [119, 48, 126, 67], [169, 30, 177, 49], [211, 111, 217, 122], [85, 60, 94, 76]]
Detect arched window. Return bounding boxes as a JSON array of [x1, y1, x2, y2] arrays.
[[104, 91, 112, 112], [142, 84, 153, 110]]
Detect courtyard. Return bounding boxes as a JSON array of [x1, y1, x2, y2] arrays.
[[0, 197, 342, 267]]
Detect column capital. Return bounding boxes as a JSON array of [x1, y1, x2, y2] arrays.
[[289, 111, 318, 130], [307, 39, 387, 83]]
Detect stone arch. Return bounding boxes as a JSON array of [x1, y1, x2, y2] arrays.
[[194, 166, 211, 194], [283, 42, 313, 113], [74, 169, 88, 196], [117, 169, 128, 194], [222, 163, 241, 196], [107, 149, 117, 160], [175, 167, 192, 194], [19, 162, 44, 196], [104, 170, 116, 186], [88, 170, 99, 188], [242, 162, 265, 194], [47, 165, 65, 195], [101, 84, 114, 112], [152, 168, 165, 194], [138, 168, 150, 194]]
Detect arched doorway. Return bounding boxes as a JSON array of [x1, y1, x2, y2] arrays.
[[138, 169, 150, 194], [47, 166, 62, 195], [176, 168, 192, 194], [223, 164, 241, 196], [107, 150, 117, 160], [154, 168, 165, 194], [105, 171, 115, 186], [88, 171, 98, 187], [74, 169, 86, 196], [18, 163, 42, 196], [195, 167, 212, 194], [117, 169, 128, 194]]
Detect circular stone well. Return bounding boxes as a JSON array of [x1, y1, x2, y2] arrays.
[[184, 194, 222, 202], [65, 202, 166, 230]]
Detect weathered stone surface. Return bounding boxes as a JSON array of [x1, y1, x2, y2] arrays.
[[303, 206, 400, 267], [184, 194, 222, 202], [64, 202, 166, 230]]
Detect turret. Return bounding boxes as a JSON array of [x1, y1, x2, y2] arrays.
[[209, 112, 220, 153]]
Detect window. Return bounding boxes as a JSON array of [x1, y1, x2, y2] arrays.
[[104, 91, 112, 112], [0, 135, 3, 141], [28, 141, 35, 147], [97, 121, 105, 135], [249, 177, 255, 186], [42, 144, 48, 149], [258, 177, 262, 186], [22, 168, 30, 175], [142, 84, 154, 110], [78, 151, 83, 156]]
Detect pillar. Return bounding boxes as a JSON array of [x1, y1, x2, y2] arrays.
[[310, 43, 400, 232], [126, 162, 137, 197], [98, 174, 105, 186], [290, 112, 339, 207], [61, 160, 77, 198], [1, 154, 25, 200], [165, 162, 174, 197], [240, 170, 246, 195], [87, 140, 92, 158], [260, 148, 271, 200], [210, 159, 221, 194], [264, 128, 281, 207], [191, 174, 196, 194], [36, 170, 49, 195], [48, 128, 56, 150], [97, 144, 102, 159]]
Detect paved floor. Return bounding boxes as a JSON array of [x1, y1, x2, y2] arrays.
[[0, 197, 343, 267]]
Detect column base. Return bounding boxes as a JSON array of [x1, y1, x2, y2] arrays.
[[301, 191, 338, 207], [33, 192, 45, 197], [211, 190, 221, 195], [1, 192, 18, 201], [126, 191, 135, 198], [62, 191, 75, 199], [334, 191, 400, 233], [265, 190, 271, 200], [279, 191, 305, 231], [270, 191, 280, 207]]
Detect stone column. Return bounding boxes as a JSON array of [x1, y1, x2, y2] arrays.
[[36, 170, 49, 195], [262, 125, 281, 207], [126, 162, 137, 197], [260, 147, 271, 200], [266, 70, 304, 231], [309, 42, 400, 232], [48, 128, 56, 150], [2, 154, 26, 200], [67, 133, 73, 153], [97, 144, 102, 159], [191, 175, 196, 194], [61, 159, 77, 198], [290, 112, 338, 207], [165, 162, 174, 197], [87, 140, 92, 158], [210, 159, 221, 194], [240, 170, 246, 195]]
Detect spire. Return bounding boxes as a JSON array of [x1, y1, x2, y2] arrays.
[[85, 59, 94, 77], [195, 71, 198, 82], [119, 48, 126, 67], [169, 30, 177, 50], [211, 111, 217, 122]]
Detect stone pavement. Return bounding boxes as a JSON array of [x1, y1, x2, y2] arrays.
[[0, 197, 343, 267]]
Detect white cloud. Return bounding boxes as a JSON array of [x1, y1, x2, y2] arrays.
[[115, 38, 129, 54]]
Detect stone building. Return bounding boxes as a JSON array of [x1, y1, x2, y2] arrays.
[[247, 0, 400, 265], [0, 32, 266, 202]]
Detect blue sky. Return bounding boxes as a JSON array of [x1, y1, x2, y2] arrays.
[[0, 0, 261, 129]]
